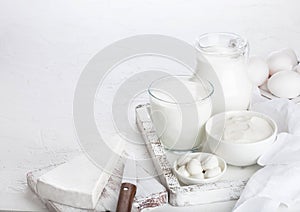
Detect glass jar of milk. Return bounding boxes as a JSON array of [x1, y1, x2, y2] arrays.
[[148, 75, 214, 151], [195, 32, 252, 113]]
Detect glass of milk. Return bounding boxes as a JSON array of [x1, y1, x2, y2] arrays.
[[195, 32, 253, 113], [148, 75, 214, 151]]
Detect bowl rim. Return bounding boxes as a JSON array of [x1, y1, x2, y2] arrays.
[[173, 152, 227, 184], [205, 110, 278, 146]]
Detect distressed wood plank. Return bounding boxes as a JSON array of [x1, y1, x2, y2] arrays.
[[136, 104, 260, 206]]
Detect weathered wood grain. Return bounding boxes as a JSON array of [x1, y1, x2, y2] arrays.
[[136, 104, 260, 206]]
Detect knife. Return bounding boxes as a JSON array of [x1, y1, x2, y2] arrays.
[[116, 157, 137, 212]]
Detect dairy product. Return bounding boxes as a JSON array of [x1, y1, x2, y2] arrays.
[[201, 155, 219, 170], [204, 167, 222, 178], [149, 76, 213, 151], [186, 159, 203, 175], [206, 111, 277, 166], [177, 166, 190, 177], [196, 46, 252, 112], [195, 33, 253, 112], [175, 153, 223, 181], [191, 172, 204, 179], [37, 155, 110, 209], [222, 114, 273, 143]]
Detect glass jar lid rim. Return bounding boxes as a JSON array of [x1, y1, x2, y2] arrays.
[[195, 32, 248, 55]]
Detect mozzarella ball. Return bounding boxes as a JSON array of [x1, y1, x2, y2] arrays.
[[268, 71, 300, 98], [177, 166, 190, 177], [201, 155, 219, 170], [177, 154, 192, 166], [186, 159, 203, 175], [191, 172, 204, 179], [204, 167, 222, 178], [267, 50, 296, 75], [247, 56, 269, 86]]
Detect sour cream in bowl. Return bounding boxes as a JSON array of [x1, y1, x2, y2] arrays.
[[205, 111, 277, 166]]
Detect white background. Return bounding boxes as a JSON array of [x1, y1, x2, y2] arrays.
[[1, 0, 300, 211]]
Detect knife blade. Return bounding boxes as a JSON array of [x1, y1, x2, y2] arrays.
[[116, 157, 137, 212]]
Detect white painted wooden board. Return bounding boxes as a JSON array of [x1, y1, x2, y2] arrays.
[[27, 156, 168, 211], [136, 104, 261, 207]]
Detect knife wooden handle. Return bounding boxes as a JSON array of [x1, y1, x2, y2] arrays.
[[116, 182, 137, 212]]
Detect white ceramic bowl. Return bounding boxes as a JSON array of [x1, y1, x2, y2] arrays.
[[173, 152, 227, 185], [205, 111, 278, 166]]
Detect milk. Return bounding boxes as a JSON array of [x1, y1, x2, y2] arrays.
[[149, 76, 213, 151], [195, 37, 253, 113]]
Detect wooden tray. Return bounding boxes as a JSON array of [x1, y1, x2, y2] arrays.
[[136, 104, 261, 207]]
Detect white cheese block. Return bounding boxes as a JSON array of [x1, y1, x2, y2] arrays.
[[36, 155, 111, 209]]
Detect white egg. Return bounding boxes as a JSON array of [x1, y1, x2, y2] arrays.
[[204, 167, 222, 179], [186, 159, 203, 175], [247, 56, 269, 86], [267, 50, 296, 75], [191, 172, 204, 179], [281, 48, 298, 66], [177, 166, 190, 177], [177, 154, 192, 166], [268, 71, 300, 98], [201, 155, 219, 170]]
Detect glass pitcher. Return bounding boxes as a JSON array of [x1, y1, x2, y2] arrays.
[[194, 32, 252, 113]]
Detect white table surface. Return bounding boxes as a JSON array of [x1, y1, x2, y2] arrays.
[[1, 0, 300, 211]]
